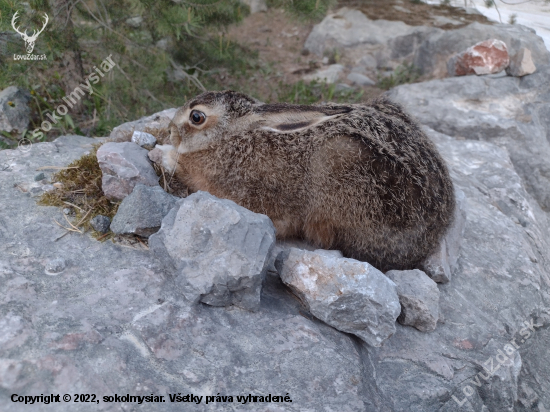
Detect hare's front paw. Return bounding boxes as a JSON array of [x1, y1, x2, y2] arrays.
[[148, 144, 176, 172]]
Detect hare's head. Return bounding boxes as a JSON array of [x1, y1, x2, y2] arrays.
[[169, 90, 355, 154], [169, 90, 260, 154]]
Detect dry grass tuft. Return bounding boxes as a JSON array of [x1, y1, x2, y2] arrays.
[[38, 145, 119, 238]]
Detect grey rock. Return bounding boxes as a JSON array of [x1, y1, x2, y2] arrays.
[[149, 191, 276, 312], [420, 188, 467, 283], [388, 68, 550, 211], [131, 130, 157, 148], [303, 64, 344, 84], [359, 130, 550, 411], [413, 22, 549, 77], [277, 248, 401, 347], [0, 137, 369, 411], [241, 0, 267, 13], [351, 65, 367, 74], [359, 54, 377, 68], [347, 72, 376, 86], [33, 172, 45, 181], [506, 47, 537, 77], [109, 107, 176, 143], [96, 142, 159, 201], [304, 9, 549, 78], [125, 16, 142, 28], [110, 184, 178, 237], [313, 249, 343, 259], [0, 86, 31, 133], [90, 215, 111, 234], [304, 8, 439, 70], [385, 269, 440, 332], [304, 8, 415, 57]]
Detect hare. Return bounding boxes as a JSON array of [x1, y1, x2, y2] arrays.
[[155, 90, 455, 272]]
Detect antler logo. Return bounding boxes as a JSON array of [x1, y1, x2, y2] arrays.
[[11, 11, 49, 54]]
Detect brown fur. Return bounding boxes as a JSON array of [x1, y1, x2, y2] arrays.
[[160, 90, 455, 272]]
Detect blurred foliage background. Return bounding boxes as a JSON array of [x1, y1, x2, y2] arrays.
[[0, 0, 338, 143]]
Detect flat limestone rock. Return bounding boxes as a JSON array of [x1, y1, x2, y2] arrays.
[[149, 191, 276, 312], [276, 248, 401, 347], [0, 138, 369, 411]]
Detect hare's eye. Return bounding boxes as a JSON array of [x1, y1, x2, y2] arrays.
[[190, 110, 206, 125]]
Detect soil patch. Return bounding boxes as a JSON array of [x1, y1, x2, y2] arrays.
[[339, 0, 491, 30]]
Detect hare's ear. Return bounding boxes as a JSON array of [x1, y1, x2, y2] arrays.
[[253, 104, 351, 133]]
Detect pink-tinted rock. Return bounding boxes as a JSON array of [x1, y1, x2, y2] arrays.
[[447, 39, 509, 76], [96, 142, 159, 201], [506, 47, 536, 77]]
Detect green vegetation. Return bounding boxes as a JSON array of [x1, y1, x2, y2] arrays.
[[277, 79, 363, 105], [0, 0, 252, 144], [377, 62, 420, 90], [1, 0, 353, 147]]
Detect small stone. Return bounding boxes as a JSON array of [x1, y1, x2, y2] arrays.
[[125, 16, 143, 28], [147, 147, 163, 165], [322, 56, 329, 65], [34, 173, 45, 181], [149, 191, 276, 311], [110, 184, 178, 237], [53, 182, 63, 189], [385, 269, 440, 332], [506, 48, 536, 77], [90, 215, 111, 234], [277, 248, 401, 347], [45, 258, 66, 275], [303, 64, 344, 84], [347, 72, 376, 86], [447, 39, 509, 76], [63, 208, 72, 215], [131, 131, 157, 148], [96, 142, 159, 201]]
